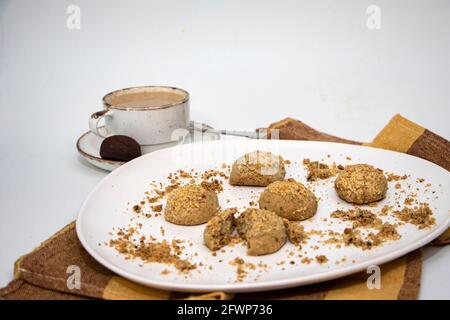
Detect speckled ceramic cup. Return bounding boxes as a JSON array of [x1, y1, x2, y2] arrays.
[[89, 86, 189, 145]]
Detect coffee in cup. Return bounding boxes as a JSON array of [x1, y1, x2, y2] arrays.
[[89, 86, 189, 145]]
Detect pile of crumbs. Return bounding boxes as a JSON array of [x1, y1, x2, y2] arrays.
[[201, 179, 224, 192], [303, 158, 344, 182], [200, 167, 230, 193], [380, 205, 393, 216], [229, 257, 255, 282], [327, 208, 401, 250], [386, 173, 409, 182], [108, 226, 196, 273], [337, 224, 400, 250], [394, 203, 436, 229], [331, 208, 383, 229]]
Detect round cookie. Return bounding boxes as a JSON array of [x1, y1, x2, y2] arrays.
[[236, 208, 287, 256], [229, 150, 286, 187], [259, 179, 318, 221], [164, 185, 220, 225], [334, 164, 387, 204]]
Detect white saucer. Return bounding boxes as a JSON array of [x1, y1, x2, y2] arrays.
[[76, 125, 221, 171]]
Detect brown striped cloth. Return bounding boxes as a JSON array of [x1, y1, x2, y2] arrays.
[[1, 114, 448, 300]]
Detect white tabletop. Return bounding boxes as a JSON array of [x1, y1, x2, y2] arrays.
[[0, 0, 449, 299]]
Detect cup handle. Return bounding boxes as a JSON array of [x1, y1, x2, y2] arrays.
[[89, 110, 113, 138]]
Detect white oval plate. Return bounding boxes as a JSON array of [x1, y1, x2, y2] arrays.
[[76, 140, 450, 293]]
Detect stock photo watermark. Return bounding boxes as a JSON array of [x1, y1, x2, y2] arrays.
[[66, 265, 81, 290], [367, 265, 381, 290], [66, 5, 81, 30], [168, 128, 281, 167], [367, 5, 381, 30]]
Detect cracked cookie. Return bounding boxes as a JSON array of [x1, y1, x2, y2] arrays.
[[236, 208, 287, 256], [204, 208, 237, 251]]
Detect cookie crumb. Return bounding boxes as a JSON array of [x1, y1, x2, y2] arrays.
[[315, 255, 328, 264]]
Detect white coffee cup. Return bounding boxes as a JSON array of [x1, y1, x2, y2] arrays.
[[89, 86, 189, 145]]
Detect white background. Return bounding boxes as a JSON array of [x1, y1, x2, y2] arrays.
[[0, 0, 449, 298]]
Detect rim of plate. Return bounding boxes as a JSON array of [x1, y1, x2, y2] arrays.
[[76, 139, 450, 292]]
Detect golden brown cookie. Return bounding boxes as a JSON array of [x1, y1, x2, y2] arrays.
[[334, 164, 388, 204], [236, 208, 287, 256], [259, 179, 318, 221], [229, 151, 286, 186], [204, 208, 237, 251], [283, 219, 308, 245], [164, 185, 219, 225]]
